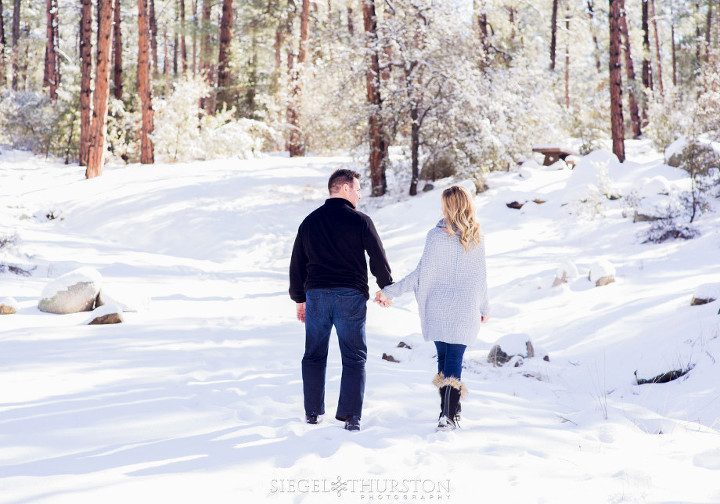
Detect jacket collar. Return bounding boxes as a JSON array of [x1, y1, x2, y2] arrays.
[[437, 219, 459, 234], [326, 197, 356, 209]]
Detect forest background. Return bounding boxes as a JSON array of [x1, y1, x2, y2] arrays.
[[0, 0, 719, 194]]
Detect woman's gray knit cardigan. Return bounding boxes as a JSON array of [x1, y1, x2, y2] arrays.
[[382, 220, 489, 346]]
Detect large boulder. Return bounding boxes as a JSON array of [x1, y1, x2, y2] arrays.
[[629, 176, 677, 222], [665, 135, 720, 175], [38, 267, 102, 314]]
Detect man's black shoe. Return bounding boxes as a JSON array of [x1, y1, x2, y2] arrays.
[[306, 414, 319, 425], [344, 416, 360, 431]]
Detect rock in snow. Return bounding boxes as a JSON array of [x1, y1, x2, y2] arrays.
[[588, 259, 616, 287], [552, 260, 579, 287], [488, 334, 549, 367], [691, 284, 720, 306], [87, 303, 124, 325], [38, 267, 102, 314], [0, 296, 19, 314]]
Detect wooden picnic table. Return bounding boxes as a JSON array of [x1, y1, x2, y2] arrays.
[[532, 145, 579, 167]]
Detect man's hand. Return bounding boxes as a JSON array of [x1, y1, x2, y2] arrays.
[[296, 302, 306, 323], [374, 290, 392, 308], [481, 315, 489, 323]]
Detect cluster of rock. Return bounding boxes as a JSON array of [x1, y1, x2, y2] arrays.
[[381, 341, 413, 363], [0, 267, 127, 324], [38, 267, 126, 324], [552, 259, 616, 288], [488, 334, 549, 367]]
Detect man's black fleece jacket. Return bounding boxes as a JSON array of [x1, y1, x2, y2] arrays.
[[289, 198, 393, 303]]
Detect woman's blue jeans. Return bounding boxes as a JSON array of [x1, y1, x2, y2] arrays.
[[302, 288, 367, 420], [434, 341, 466, 379]]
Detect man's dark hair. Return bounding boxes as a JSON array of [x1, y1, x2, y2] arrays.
[[328, 169, 361, 194]]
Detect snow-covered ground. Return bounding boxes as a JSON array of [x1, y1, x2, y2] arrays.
[[1, 142, 719, 503]]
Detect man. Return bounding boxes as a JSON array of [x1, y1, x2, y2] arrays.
[[289, 169, 392, 431]]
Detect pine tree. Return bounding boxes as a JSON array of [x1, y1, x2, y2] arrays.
[[287, 0, 310, 157], [550, 0, 558, 70], [43, 0, 60, 100], [10, 0, 20, 90], [138, 0, 154, 164], [609, 0, 626, 162], [363, 0, 387, 196], [79, 0, 93, 167], [216, 0, 234, 111], [86, 0, 115, 178], [0, 0, 5, 86], [113, 0, 123, 100], [618, 0, 641, 138]]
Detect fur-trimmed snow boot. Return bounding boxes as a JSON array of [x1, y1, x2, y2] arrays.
[[432, 373, 445, 416], [435, 376, 467, 431], [433, 373, 466, 425]]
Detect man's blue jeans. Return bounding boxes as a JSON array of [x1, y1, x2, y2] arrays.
[[434, 341, 467, 379], [302, 288, 367, 419]]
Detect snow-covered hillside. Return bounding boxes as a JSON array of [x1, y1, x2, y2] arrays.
[[1, 143, 719, 503]]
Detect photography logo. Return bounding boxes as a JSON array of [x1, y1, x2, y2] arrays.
[[270, 476, 451, 500]]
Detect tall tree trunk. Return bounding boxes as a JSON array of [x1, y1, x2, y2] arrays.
[[200, 0, 211, 104], [79, 0, 93, 166], [550, 0, 558, 70], [347, 2, 354, 36], [565, 10, 570, 108], [474, 0, 490, 66], [650, 0, 663, 95], [671, 22, 677, 86], [173, 2, 178, 75], [618, 0, 642, 138], [508, 6, 516, 41], [10, 0, 20, 90], [19, 22, 27, 89], [216, 0, 233, 111], [191, 0, 197, 75], [587, 1, 602, 72], [0, 0, 5, 86], [86, 0, 115, 179], [609, 0, 626, 162], [180, 0, 187, 74], [288, 0, 310, 157], [149, 0, 158, 75], [163, 29, 168, 75], [642, 0, 652, 90], [409, 103, 419, 196], [112, 0, 122, 100], [273, 8, 287, 73], [44, 0, 59, 100], [363, 0, 387, 196], [706, 2, 712, 62], [138, 0, 154, 164]]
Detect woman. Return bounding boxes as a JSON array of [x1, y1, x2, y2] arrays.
[[376, 185, 489, 431]]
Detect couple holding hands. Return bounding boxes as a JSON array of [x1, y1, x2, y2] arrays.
[[289, 169, 488, 432]]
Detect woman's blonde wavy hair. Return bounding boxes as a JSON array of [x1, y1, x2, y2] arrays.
[[441, 185, 482, 252]]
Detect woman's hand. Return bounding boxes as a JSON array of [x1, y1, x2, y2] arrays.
[[374, 290, 392, 308]]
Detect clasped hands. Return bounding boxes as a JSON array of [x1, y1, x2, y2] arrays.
[[374, 290, 392, 308]]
